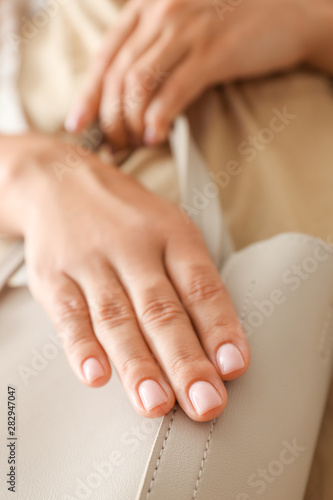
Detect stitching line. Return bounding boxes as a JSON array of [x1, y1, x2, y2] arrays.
[[192, 418, 216, 499], [190, 280, 256, 499], [146, 405, 178, 500], [239, 280, 256, 325]]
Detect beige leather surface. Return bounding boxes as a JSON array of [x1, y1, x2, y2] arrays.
[[1, 233, 333, 499]]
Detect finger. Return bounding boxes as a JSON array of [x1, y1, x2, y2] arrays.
[[123, 31, 189, 142], [165, 228, 251, 381], [116, 254, 227, 422], [99, 70, 130, 151], [65, 6, 140, 133], [98, 25, 162, 149], [31, 272, 112, 388], [144, 53, 206, 145], [76, 262, 175, 418]]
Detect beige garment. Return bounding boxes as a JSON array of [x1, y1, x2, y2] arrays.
[[18, 0, 333, 498], [19, 0, 333, 247]]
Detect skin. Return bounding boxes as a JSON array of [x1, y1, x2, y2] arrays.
[[0, 134, 250, 422], [65, 0, 333, 150]]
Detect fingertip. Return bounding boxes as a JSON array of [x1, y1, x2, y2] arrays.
[[65, 105, 90, 133], [81, 357, 112, 388], [132, 379, 176, 418], [216, 342, 249, 381], [143, 123, 168, 146], [186, 380, 228, 422], [143, 124, 157, 145], [64, 116, 79, 134], [144, 99, 170, 145]]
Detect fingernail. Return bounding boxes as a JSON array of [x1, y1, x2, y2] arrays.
[[139, 379, 168, 411], [65, 107, 85, 132], [144, 124, 158, 145], [82, 358, 105, 382], [217, 343, 245, 376], [189, 381, 223, 416], [65, 115, 79, 133]]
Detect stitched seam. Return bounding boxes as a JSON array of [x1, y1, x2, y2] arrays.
[[146, 405, 178, 500], [238, 280, 256, 325], [192, 418, 216, 499], [190, 280, 257, 499]]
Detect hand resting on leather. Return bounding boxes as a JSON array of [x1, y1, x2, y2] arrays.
[[0, 133, 250, 422]]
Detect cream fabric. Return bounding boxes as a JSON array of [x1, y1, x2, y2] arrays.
[[10, 0, 333, 497], [18, 0, 333, 248]]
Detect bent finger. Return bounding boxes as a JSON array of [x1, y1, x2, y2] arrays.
[[65, 6, 140, 133], [144, 54, 206, 145]]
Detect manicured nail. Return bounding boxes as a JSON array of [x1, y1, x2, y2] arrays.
[[82, 358, 105, 382], [189, 381, 223, 416], [65, 107, 85, 132], [144, 124, 157, 145], [216, 343, 245, 376], [139, 379, 168, 411]]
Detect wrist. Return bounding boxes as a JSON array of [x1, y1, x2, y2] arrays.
[[0, 135, 49, 237]]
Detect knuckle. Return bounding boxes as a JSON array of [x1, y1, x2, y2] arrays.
[[53, 298, 90, 339], [118, 353, 153, 377], [168, 351, 206, 377], [28, 261, 54, 289], [55, 297, 88, 322], [186, 269, 223, 304], [155, 1, 177, 19], [210, 319, 245, 341], [64, 333, 94, 357], [93, 296, 134, 330], [125, 68, 144, 90], [140, 295, 185, 329], [27, 274, 46, 303]]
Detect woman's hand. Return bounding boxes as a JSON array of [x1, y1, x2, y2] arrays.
[[65, 0, 322, 150], [1, 133, 250, 422]]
